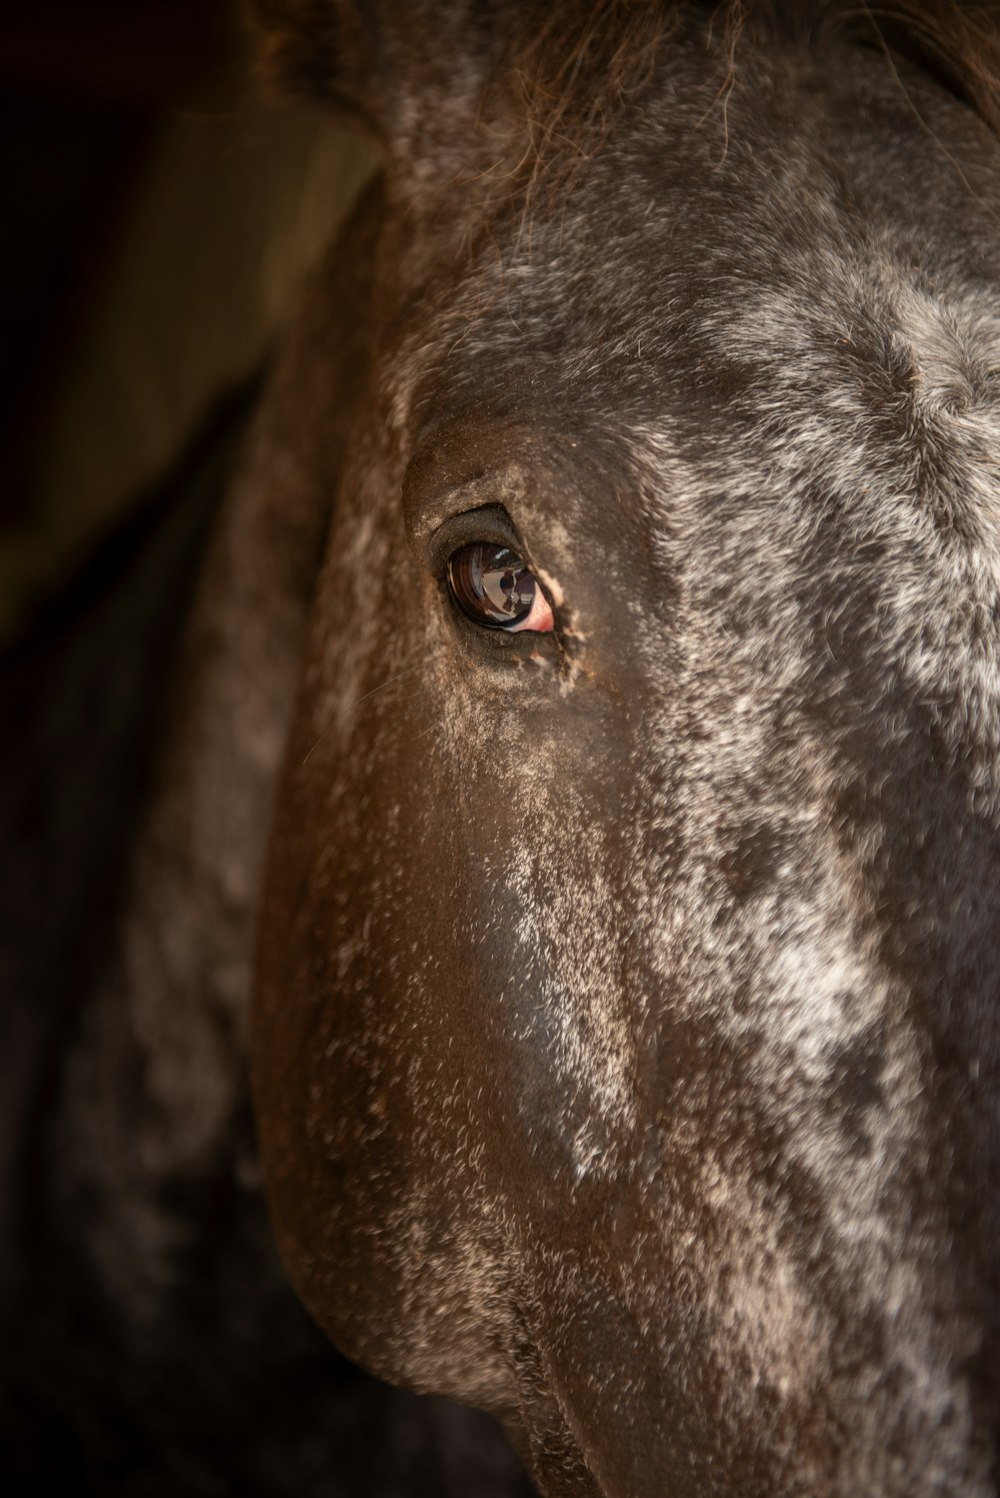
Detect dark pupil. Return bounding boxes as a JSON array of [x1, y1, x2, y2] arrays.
[[448, 543, 536, 627]]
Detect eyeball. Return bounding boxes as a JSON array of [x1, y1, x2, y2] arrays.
[[447, 543, 554, 633]]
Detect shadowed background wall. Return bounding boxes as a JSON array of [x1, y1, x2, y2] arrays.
[[0, 0, 375, 645]]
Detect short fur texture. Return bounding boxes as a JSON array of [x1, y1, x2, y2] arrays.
[[250, 3, 1000, 1494]]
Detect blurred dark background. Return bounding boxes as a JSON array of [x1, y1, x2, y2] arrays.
[[0, 0, 372, 646]]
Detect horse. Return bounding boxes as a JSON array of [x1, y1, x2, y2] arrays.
[[3, 0, 1000, 1494]]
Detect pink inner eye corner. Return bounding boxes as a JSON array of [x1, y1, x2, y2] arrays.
[[507, 583, 554, 633]]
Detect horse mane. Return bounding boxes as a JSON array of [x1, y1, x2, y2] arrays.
[[253, 1, 1000, 130], [511, 2, 1000, 153]]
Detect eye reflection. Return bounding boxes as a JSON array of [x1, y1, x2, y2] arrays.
[[447, 542, 551, 631]]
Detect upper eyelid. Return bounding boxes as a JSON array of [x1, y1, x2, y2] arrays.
[[426, 503, 525, 578], [401, 421, 535, 552]]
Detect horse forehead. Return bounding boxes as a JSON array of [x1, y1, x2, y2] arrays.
[[444, 202, 1000, 422], [395, 44, 1000, 451]]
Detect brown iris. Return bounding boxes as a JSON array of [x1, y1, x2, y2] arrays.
[[447, 542, 539, 628]]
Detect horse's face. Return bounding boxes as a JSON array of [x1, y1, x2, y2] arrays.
[[253, 8, 1000, 1494]]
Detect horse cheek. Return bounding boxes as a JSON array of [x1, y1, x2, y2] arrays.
[[253, 497, 514, 1400]]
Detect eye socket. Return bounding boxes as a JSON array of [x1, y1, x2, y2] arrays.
[[446, 542, 554, 633]]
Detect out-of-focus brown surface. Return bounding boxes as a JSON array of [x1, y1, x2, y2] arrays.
[[0, 0, 376, 644]]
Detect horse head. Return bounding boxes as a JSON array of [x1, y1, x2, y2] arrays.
[[250, 4, 1000, 1492]]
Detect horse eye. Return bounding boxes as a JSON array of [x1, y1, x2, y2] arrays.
[[446, 543, 554, 633]]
